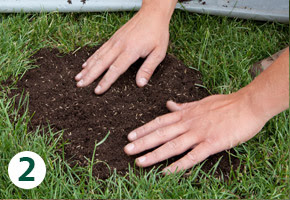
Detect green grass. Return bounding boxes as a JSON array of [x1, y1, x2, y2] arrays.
[[0, 11, 289, 198]]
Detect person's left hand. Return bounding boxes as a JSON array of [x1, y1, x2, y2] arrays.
[[124, 92, 267, 174]]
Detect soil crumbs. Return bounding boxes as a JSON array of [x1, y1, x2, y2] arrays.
[[11, 46, 240, 179]]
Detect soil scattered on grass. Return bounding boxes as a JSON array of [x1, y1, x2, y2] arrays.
[[179, 0, 206, 5], [67, 0, 86, 4], [10, 46, 240, 179]]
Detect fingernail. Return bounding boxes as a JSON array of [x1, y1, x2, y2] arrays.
[[125, 143, 135, 152], [137, 156, 146, 163], [139, 78, 148, 87], [75, 73, 82, 80], [95, 85, 102, 94], [82, 62, 87, 67], [128, 131, 137, 141], [77, 79, 84, 87]]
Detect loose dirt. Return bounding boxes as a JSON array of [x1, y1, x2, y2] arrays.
[[67, 0, 86, 4], [10, 46, 240, 179]]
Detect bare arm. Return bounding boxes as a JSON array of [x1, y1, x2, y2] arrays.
[[247, 48, 289, 122]]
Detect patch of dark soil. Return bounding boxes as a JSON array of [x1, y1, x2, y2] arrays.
[[10, 46, 240, 179]]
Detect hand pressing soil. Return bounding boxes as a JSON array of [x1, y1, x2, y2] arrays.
[[9, 46, 240, 179]]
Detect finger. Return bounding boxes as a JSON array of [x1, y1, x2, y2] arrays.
[[124, 121, 188, 155], [76, 48, 121, 87], [95, 51, 139, 94], [163, 142, 214, 174], [83, 41, 111, 68], [135, 133, 200, 168], [166, 101, 197, 112], [136, 48, 166, 87], [75, 41, 112, 81], [127, 112, 182, 142]]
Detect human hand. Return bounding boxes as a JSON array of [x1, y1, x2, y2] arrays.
[[124, 92, 267, 174], [75, 2, 175, 94]]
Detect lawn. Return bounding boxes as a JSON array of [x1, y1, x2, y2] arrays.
[[0, 11, 289, 198]]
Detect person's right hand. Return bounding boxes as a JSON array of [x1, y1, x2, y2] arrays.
[[75, 1, 176, 94]]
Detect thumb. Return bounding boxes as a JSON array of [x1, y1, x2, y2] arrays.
[[166, 100, 196, 112]]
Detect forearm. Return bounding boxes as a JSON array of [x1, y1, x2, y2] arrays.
[[141, 0, 178, 24], [241, 48, 289, 122]]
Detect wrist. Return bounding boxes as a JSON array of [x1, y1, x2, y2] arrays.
[[241, 49, 289, 123], [236, 84, 276, 124], [140, 0, 177, 24]]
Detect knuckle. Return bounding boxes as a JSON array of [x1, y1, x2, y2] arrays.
[[85, 70, 95, 79], [166, 140, 178, 151], [179, 121, 190, 132], [84, 75, 94, 83], [140, 125, 147, 134], [127, 50, 139, 59], [81, 67, 89, 75], [92, 56, 103, 65], [154, 117, 162, 125], [94, 49, 100, 57], [99, 76, 108, 85], [110, 64, 127, 75], [177, 111, 184, 121], [154, 52, 165, 61], [182, 102, 188, 108], [89, 52, 99, 62], [205, 138, 218, 149], [110, 35, 119, 42], [91, 55, 98, 61], [203, 149, 211, 159], [149, 150, 159, 160], [155, 128, 165, 138], [140, 66, 154, 77], [136, 137, 144, 146], [96, 59, 104, 65], [112, 39, 122, 48], [103, 40, 110, 47], [186, 151, 196, 163], [203, 141, 216, 155], [109, 64, 119, 73], [118, 66, 127, 74]]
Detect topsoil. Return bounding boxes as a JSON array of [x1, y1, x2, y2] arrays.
[[10, 46, 240, 179]]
